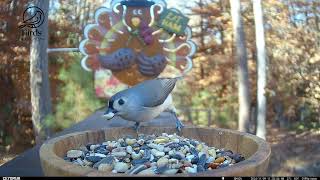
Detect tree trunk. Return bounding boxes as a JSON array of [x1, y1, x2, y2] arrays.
[[230, 0, 251, 133], [288, 0, 297, 28], [187, 109, 193, 124], [207, 109, 212, 127], [30, 0, 52, 144], [253, 0, 267, 139], [249, 105, 257, 134], [80, 0, 88, 28], [312, 1, 319, 31]]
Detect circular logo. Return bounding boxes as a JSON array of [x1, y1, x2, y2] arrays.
[[19, 6, 44, 29]]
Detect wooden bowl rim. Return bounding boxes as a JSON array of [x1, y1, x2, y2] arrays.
[[40, 127, 271, 177]]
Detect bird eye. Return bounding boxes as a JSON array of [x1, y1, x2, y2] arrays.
[[118, 99, 125, 105], [108, 100, 114, 108]]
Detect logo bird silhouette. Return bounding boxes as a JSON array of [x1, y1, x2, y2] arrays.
[[19, 6, 44, 29]]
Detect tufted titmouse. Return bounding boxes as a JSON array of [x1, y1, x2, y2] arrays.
[[103, 78, 184, 132]]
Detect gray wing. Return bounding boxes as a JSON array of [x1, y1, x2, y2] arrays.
[[133, 78, 177, 107]]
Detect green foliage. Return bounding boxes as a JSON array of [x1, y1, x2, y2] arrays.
[[45, 53, 104, 132], [174, 82, 238, 128], [290, 121, 320, 134], [289, 103, 320, 133]]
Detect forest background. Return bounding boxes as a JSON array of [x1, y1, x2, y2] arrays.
[[0, 0, 319, 176]]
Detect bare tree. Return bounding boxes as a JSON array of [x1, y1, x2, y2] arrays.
[[253, 0, 267, 139], [230, 0, 251, 132], [312, 1, 319, 31], [30, 0, 52, 144]]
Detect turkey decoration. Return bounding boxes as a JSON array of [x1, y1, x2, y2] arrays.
[[79, 0, 197, 98]]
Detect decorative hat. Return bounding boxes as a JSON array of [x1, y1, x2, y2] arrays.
[[121, 0, 155, 7]]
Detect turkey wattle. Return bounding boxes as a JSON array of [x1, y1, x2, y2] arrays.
[[79, 0, 197, 86]]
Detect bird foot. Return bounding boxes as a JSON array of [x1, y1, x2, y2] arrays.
[[175, 119, 184, 133], [132, 122, 140, 133], [166, 108, 185, 133], [173, 113, 184, 134]]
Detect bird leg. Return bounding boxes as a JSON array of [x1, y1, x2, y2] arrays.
[[174, 113, 185, 133], [132, 122, 141, 133], [165, 108, 184, 133]]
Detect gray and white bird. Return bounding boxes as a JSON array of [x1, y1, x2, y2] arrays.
[[103, 77, 184, 132]]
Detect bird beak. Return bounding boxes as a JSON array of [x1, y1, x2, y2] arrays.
[[103, 108, 118, 120]]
